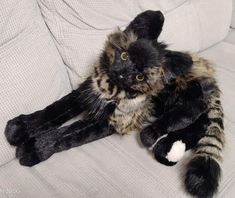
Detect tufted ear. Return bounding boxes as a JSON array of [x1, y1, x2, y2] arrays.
[[163, 51, 193, 82], [124, 10, 164, 40]]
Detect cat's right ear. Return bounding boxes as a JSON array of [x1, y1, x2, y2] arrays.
[[124, 10, 164, 41]]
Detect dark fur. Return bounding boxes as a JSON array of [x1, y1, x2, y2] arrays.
[[5, 10, 224, 198], [124, 10, 164, 40], [185, 156, 221, 198]]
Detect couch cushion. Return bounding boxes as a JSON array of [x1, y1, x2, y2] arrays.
[[160, 0, 232, 51], [37, 0, 232, 88], [232, 0, 235, 28], [0, 30, 235, 198], [0, 0, 71, 165]]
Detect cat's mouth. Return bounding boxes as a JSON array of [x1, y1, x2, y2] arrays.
[[131, 79, 164, 95], [126, 91, 138, 99]]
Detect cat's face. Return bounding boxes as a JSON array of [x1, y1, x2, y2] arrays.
[[95, 10, 192, 97], [100, 29, 165, 94]]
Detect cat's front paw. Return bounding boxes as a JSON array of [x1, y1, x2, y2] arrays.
[[5, 116, 28, 146], [16, 134, 56, 166], [16, 138, 41, 166], [140, 125, 159, 147], [153, 135, 186, 166]]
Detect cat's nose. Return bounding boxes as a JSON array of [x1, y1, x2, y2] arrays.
[[121, 76, 133, 87]]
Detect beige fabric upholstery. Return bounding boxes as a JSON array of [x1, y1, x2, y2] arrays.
[[0, 0, 234, 197], [37, 0, 232, 88], [1, 33, 235, 197], [0, 0, 72, 165], [232, 0, 235, 27]]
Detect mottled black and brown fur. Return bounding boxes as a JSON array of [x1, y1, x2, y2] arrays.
[[5, 10, 224, 198]]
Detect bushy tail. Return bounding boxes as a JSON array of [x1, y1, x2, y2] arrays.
[[185, 85, 225, 198]]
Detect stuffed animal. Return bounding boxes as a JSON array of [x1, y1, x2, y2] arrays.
[[5, 10, 224, 198]]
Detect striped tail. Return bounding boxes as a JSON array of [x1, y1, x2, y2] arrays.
[[185, 84, 225, 198]]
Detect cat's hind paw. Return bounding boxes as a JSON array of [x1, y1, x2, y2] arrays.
[[16, 133, 57, 166], [140, 125, 162, 147], [153, 135, 186, 166], [16, 138, 41, 167], [5, 116, 28, 146]]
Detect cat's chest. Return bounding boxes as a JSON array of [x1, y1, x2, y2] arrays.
[[108, 95, 153, 134]]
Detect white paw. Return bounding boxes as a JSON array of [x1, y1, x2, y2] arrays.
[[166, 140, 186, 162]]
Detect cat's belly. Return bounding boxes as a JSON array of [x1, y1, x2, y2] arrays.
[[108, 95, 153, 134]]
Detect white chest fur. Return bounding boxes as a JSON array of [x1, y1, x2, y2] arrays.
[[109, 94, 152, 134], [116, 94, 147, 113]]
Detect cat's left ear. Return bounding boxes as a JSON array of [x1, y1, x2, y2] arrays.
[[124, 10, 164, 40], [163, 51, 193, 81]]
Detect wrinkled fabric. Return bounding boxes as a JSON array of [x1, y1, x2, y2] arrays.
[[0, 28, 234, 198], [0, 0, 71, 165], [232, 0, 235, 28], [0, 0, 234, 197], [37, 0, 232, 88]]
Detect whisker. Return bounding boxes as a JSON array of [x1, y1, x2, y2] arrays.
[[161, 67, 173, 84], [146, 81, 153, 91]]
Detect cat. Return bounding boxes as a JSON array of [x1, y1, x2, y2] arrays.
[[5, 10, 224, 198]]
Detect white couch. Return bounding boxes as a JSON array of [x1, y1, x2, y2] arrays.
[[0, 0, 234, 197]]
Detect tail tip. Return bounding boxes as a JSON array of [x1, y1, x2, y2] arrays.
[[185, 156, 221, 198]]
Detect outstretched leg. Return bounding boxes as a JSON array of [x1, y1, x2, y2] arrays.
[[152, 113, 209, 166], [16, 120, 115, 166], [5, 88, 83, 146], [5, 78, 114, 146]]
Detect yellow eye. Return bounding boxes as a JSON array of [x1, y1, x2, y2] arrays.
[[136, 74, 145, 81], [120, 52, 128, 61]]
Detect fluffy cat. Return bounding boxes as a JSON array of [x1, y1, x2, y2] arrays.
[[5, 11, 224, 198]]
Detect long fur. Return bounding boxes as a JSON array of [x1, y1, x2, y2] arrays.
[[5, 10, 224, 198]]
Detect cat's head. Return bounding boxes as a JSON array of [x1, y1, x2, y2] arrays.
[[97, 10, 192, 95]]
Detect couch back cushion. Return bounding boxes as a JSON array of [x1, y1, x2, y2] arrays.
[[0, 0, 72, 165], [37, 0, 232, 89], [232, 0, 235, 27]]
